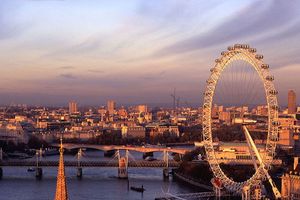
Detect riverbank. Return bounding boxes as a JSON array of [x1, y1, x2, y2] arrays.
[[173, 171, 213, 191]]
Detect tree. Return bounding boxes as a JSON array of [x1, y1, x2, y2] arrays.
[[6, 141, 17, 152], [27, 136, 48, 149]]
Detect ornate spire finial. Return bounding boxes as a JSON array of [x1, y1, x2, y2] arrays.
[[60, 136, 63, 153], [54, 136, 68, 200]]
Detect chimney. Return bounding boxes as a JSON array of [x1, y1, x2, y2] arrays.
[[294, 157, 299, 170]]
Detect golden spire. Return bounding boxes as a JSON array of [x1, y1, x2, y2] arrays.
[[54, 137, 69, 200]]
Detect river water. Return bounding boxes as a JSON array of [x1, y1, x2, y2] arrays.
[[0, 150, 199, 200]]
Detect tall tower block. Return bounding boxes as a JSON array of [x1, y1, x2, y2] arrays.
[[288, 90, 296, 114]]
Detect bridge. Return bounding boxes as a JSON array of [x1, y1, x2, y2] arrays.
[[52, 143, 189, 155], [0, 130, 26, 143], [155, 191, 232, 200], [0, 160, 180, 168], [206, 158, 282, 165], [0, 147, 179, 179]]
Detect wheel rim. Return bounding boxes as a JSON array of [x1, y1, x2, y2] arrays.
[[202, 44, 279, 193]]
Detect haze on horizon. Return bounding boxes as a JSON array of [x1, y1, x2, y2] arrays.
[[0, 0, 300, 107]]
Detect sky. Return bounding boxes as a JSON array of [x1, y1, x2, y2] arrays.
[[0, 0, 300, 107]]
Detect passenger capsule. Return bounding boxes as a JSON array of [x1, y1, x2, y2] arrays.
[[241, 44, 249, 49], [272, 121, 280, 126], [221, 51, 227, 56], [271, 105, 279, 111], [255, 54, 264, 60], [269, 90, 278, 95], [267, 152, 275, 157], [215, 59, 221, 63], [204, 91, 212, 96], [266, 75, 274, 81], [243, 44, 250, 49], [203, 104, 210, 109], [210, 68, 218, 73], [234, 44, 242, 48], [206, 79, 214, 84], [227, 46, 234, 51], [248, 48, 257, 53], [261, 64, 269, 69]]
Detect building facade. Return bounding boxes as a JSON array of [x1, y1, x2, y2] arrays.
[[137, 105, 148, 113], [107, 100, 116, 115], [278, 115, 296, 148], [68, 101, 77, 114], [122, 126, 146, 138], [288, 90, 297, 114], [282, 157, 300, 199]]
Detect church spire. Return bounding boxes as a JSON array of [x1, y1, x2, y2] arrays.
[[54, 137, 69, 200]]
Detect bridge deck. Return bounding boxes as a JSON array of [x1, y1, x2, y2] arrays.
[[156, 192, 231, 200], [52, 143, 189, 155], [0, 160, 180, 168]]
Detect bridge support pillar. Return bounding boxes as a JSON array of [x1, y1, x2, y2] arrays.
[[77, 148, 83, 179], [163, 150, 169, 179], [163, 168, 169, 179], [77, 167, 82, 179], [35, 167, 43, 179], [0, 167, 3, 179], [118, 150, 128, 179], [0, 148, 3, 161], [0, 148, 2, 180], [35, 149, 42, 179]]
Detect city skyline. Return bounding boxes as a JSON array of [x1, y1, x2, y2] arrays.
[[1, 2, 299, 199], [1, 0, 300, 106]]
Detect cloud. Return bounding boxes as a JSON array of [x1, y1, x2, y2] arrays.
[[59, 73, 77, 79], [70, 36, 102, 54], [141, 70, 166, 80], [0, 2, 28, 40], [58, 66, 75, 69], [153, 0, 300, 57], [44, 35, 103, 58], [136, 1, 186, 21], [0, 0, 300, 106], [87, 69, 105, 73]]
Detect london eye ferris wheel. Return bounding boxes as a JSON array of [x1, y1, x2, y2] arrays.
[[202, 44, 281, 198]]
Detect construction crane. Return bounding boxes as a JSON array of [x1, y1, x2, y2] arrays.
[[176, 97, 180, 109], [1, 102, 14, 119]]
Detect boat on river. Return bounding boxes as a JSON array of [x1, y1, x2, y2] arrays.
[[27, 167, 35, 172], [42, 148, 59, 156], [130, 185, 145, 193]]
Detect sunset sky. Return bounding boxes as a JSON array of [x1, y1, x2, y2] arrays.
[[0, 0, 300, 106]]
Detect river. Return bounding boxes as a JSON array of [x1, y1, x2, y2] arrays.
[[0, 150, 200, 200]]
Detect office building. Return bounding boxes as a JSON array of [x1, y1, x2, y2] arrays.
[[288, 90, 297, 114], [107, 100, 116, 115], [137, 104, 148, 113], [69, 101, 77, 114]]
